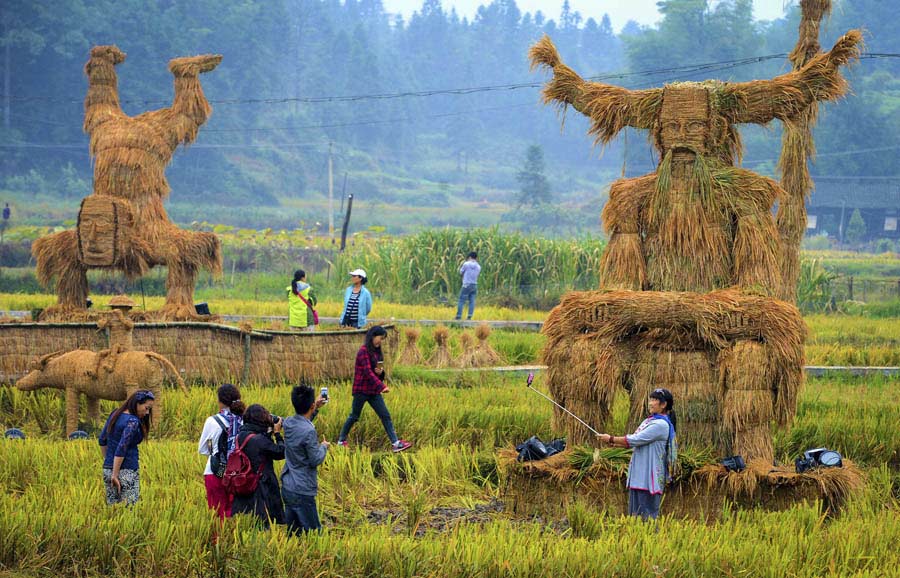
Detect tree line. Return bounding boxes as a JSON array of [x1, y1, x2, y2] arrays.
[[0, 0, 896, 232]]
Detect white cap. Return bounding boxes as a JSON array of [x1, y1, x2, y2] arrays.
[[349, 268, 367, 278]]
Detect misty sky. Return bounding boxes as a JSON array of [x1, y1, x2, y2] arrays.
[[383, 0, 790, 30]]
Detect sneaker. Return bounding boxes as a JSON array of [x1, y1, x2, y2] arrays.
[[392, 440, 412, 453], [336, 440, 349, 448]]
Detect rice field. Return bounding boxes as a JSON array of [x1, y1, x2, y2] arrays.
[[0, 372, 898, 577]]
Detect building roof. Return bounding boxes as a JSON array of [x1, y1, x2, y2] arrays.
[[808, 177, 900, 210]]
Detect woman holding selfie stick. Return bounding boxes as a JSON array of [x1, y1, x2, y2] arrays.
[[337, 325, 412, 452], [598, 388, 677, 520]]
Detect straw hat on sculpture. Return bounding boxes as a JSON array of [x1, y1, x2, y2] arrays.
[[32, 45, 223, 320], [531, 0, 860, 462]]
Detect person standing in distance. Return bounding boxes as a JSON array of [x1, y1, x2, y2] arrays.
[[287, 269, 317, 332], [340, 268, 372, 329], [455, 251, 481, 320], [598, 388, 677, 521]]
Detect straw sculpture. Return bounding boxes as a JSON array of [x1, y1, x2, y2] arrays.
[[428, 326, 453, 368], [531, 7, 860, 461], [15, 348, 188, 436], [396, 327, 424, 366], [33, 45, 223, 321], [471, 323, 503, 367], [777, 0, 834, 302], [498, 449, 864, 519]]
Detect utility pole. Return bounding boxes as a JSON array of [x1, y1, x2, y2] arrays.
[[328, 141, 334, 242]]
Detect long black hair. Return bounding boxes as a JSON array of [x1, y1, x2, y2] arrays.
[[291, 269, 306, 295], [104, 390, 154, 439], [649, 388, 677, 432], [364, 325, 387, 354], [217, 383, 245, 416]]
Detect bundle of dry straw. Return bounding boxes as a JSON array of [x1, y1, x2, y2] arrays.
[[396, 327, 424, 366], [427, 326, 452, 368]]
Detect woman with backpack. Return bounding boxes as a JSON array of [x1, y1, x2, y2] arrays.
[[229, 404, 286, 527], [287, 269, 317, 332], [336, 325, 412, 453], [198, 383, 245, 519], [98, 390, 155, 506]]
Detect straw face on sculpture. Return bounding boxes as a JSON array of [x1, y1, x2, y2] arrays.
[[532, 7, 860, 460], [33, 45, 224, 320]]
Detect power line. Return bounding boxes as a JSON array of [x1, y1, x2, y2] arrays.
[[10, 51, 891, 107]]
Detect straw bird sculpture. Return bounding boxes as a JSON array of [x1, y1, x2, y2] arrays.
[[532, 1, 860, 461], [16, 348, 188, 436], [32, 45, 223, 320]]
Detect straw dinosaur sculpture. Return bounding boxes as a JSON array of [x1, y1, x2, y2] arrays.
[[32, 45, 223, 320], [16, 348, 188, 436], [532, 1, 860, 461]]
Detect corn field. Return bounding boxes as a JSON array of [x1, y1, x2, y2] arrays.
[[1, 372, 899, 576]]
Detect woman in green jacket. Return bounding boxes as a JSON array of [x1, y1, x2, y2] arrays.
[[287, 269, 317, 331]]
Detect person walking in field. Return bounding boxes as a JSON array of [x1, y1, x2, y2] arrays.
[[339, 268, 372, 329], [455, 251, 481, 320], [98, 390, 155, 506], [281, 383, 329, 534], [336, 325, 412, 452], [198, 383, 245, 519], [598, 388, 677, 520], [287, 269, 317, 332]]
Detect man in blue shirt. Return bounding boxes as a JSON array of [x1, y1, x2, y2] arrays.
[[455, 251, 481, 320], [281, 383, 329, 533]]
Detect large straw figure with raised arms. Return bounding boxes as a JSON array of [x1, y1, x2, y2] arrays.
[[33, 45, 223, 320], [531, 1, 860, 462]]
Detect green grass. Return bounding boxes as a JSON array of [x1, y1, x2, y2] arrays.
[[0, 373, 898, 577]]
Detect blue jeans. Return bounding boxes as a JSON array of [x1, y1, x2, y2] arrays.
[[455, 284, 477, 319], [338, 393, 398, 444], [283, 492, 321, 534]]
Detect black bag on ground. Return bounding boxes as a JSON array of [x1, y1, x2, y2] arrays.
[[516, 436, 566, 462]]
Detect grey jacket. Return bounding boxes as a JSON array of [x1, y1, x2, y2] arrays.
[[281, 414, 327, 498]]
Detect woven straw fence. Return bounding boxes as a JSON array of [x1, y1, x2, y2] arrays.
[[0, 323, 397, 385]]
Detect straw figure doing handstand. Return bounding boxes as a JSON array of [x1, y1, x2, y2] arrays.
[[531, 0, 860, 462], [33, 45, 223, 320]]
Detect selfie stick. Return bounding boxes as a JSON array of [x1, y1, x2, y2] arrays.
[[525, 373, 602, 437]]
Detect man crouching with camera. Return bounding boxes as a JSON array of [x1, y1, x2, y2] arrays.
[[281, 383, 330, 534]]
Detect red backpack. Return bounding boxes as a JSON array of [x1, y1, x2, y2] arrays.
[[222, 434, 263, 496]]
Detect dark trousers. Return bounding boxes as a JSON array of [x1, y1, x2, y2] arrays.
[[338, 393, 398, 444], [455, 284, 477, 319], [628, 489, 662, 520], [284, 494, 321, 534]]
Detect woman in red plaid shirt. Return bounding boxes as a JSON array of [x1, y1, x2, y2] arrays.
[[337, 326, 412, 452]]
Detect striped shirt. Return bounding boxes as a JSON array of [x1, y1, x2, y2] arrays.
[[344, 291, 360, 326]]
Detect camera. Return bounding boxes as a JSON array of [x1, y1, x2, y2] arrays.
[[722, 455, 746, 472], [795, 447, 843, 473], [271, 415, 281, 425]]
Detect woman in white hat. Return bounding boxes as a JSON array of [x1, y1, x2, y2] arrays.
[[339, 269, 372, 329]]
